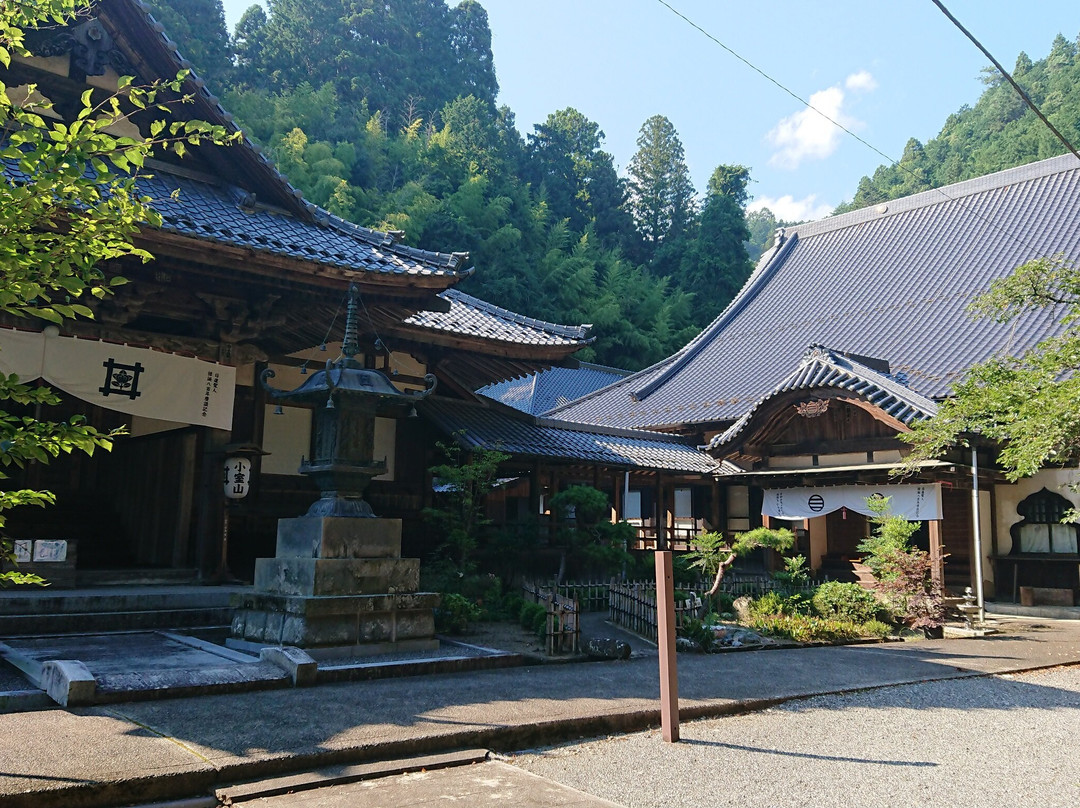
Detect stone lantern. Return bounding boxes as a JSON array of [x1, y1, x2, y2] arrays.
[[259, 285, 436, 518], [230, 285, 441, 655]]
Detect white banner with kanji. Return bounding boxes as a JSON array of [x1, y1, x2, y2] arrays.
[[762, 483, 942, 521], [0, 328, 235, 430]]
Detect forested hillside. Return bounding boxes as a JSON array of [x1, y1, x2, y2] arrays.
[[146, 0, 763, 370], [835, 33, 1080, 214]]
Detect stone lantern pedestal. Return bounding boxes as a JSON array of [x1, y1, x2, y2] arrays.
[[230, 516, 439, 655], [229, 283, 440, 656]]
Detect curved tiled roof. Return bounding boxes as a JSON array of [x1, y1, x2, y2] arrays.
[[406, 289, 592, 346], [706, 345, 939, 451], [478, 363, 630, 414], [550, 154, 1080, 430], [422, 397, 719, 474], [140, 171, 466, 277]]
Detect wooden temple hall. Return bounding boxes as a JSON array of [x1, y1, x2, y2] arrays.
[[0, 0, 606, 584], [4, 1, 1080, 609]]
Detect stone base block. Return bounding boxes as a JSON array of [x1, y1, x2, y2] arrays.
[[231, 592, 440, 649], [41, 659, 96, 707], [253, 557, 420, 597], [1020, 586, 1076, 607], [276, 516, 402, 559]]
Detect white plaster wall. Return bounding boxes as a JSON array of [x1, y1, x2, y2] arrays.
[[373, 417, 396, 481], [993, 469, 1080, 556], [261, 405, 311, 475]]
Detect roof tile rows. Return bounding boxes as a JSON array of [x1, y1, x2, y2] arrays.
[[139, 172, 465, 277], [407, 289, 592, 346], [422, 397, 720, 474], [708, 345, 939, 451], [550, 155, 1080, 430], [478, 363, 629, 414]]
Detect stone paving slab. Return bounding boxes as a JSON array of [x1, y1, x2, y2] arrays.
[[246, 759, 624, 807], [0, 618, 1077, 808]]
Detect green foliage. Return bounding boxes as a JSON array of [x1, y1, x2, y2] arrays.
[[684, 528, 795, 580], [0, 0, 237, 586], [903, 255, 1080, 480], [861, 619, 894, 639], [144, 1, 232, 79], [676, 617, 715, 652], [435, 592, 482, 635], [857, 497, 921, 580], [772, 554, 811, 590], [548, 485, 635, 579], [626, 113, 695, 256], [834, 33, 1080, 214], [857, 499, 945, 630], [519, 601, 545, 631], [424, 439, 510, 571], [235, 0, 497, 117], [748, 613, 866, 643], [811, 581, 880, 624], [748, 591, 812, 618]]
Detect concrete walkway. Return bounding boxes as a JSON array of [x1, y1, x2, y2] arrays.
[[1, 617, 1078, 808]]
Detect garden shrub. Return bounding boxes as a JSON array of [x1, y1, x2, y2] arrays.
[[749, 591, 812, 618], [811, 581, 880, 623], [519, 601, 546, 631], [435, 593, 482, 634], [677, 617, 716, 652], [749, 613, 864, 643], [861, 619, 894, 639]]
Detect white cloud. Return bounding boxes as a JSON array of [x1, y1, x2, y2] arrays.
[[845, 70, 878, 92], [767, 87, 852, 169], [749, 194, 833, 223], [765, 71, 877, 170]]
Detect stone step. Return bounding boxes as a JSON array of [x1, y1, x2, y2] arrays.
[[0, 587, 239, 616], [75, 568, 201, 587], [0, 607, 234, 636]]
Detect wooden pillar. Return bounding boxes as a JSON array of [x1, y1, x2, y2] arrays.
[[710, 479, 723, 534], [928, 519, 945, 591], [193, 426, 232, 579], [654, 549, 680, 742], [655, 472, 665, 549], [612, 470, 624, 523]]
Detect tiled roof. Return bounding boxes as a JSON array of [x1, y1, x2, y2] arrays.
[[421, 397, 720, 474], [707, 345, 939, 451], [478, 363, 629, 415], [406, 289, 592, 346], [139, 171, 467, 277], [550, 154, 1080, 430]]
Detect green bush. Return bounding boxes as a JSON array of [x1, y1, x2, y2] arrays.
[[435, 593, 482, 634], [749, 591, 812, 618], [811, 581, 881, 623], [519, 601, 546, 631], [860, 619, 894, 639], [677, 618, 715, 652], [749, 613, 864, 642]]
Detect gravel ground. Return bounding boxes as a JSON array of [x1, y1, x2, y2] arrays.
[[511, 664, 1080, 808]]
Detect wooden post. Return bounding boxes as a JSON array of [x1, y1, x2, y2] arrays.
[[928, 519, 945, 591], [655, 549, 680, 743]]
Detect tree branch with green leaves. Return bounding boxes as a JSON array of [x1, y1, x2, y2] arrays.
[[901, 254, 1080, 481], [0, 0, 239, 584]]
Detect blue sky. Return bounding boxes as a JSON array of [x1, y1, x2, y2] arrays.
[[220, 1, 1080, 221]]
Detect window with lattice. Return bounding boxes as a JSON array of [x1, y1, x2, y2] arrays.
[[1011, 488, 1079, 554]]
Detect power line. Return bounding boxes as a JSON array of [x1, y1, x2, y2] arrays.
[[651, 0, 1062, 261], [652, 0, 897, 171], [931, 0, 1080, 162]]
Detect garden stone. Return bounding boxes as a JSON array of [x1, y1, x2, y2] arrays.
[[585, 637, 631, 660], [675, 637, 702, 653], [732, 595, 753, 622]]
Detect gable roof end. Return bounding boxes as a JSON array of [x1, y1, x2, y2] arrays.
[[706, 345, 939, 452]]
